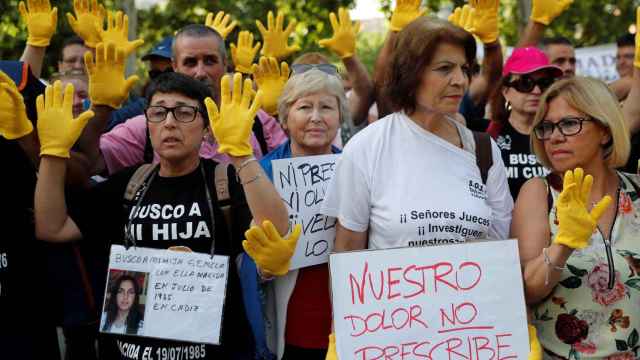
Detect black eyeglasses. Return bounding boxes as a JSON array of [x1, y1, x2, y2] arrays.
[[506, 75, 556, 93], [145, 105, 201, 123], [533, 117, 595, 140], [291, 63, 339, 77]]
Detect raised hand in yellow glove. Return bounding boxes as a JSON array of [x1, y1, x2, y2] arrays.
[[469, 0, 499, 44], [97, 11, 144, 56], [530, 0, 573, 26], [231, 31, 261, 74], [66, 0, 106, 48], [325, 333, 338, 360], [390, 0, 426, 32], [256, 11, 300, 60], [0, 71, 33, 140], [242, 220, 301, 276], [448, 5, 475, 33], [554, 168, 612, 249], [85, 42, 139, 109], [319, 8, 361, 59], [36, 81, 94, 158], [251, 57, 289, 115], [205, 10, 237, 40], [19, 0, 58, 47], [528, 325, 542, 360], [205, 73, 262, 157]]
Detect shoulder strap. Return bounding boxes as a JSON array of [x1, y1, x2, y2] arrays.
[[252, 116, 269, 156], [472, 131, 493, 185], [214, 162, 232, 233], [124, 164, 156, 202]]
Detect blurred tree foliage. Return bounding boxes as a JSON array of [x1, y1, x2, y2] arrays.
[[0, 0, 637, 79]]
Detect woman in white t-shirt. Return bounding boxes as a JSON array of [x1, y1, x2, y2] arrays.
[[322, 17, 513, 253]]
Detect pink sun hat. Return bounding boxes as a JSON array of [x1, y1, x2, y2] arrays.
[[502, 47, 563, 77]]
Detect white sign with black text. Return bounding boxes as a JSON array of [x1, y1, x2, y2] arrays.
[[100, 245, 229, 345], [272, 154, 339, 270]]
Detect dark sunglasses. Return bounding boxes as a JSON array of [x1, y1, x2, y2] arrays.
[[533, 117, 595, 140], [506, 75, 556, 93], [291, 63, 339, 77]]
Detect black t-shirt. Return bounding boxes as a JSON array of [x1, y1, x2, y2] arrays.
[[493, 121, 549, 200], [0, 139, 61, 359], [69, 159, 253, 359]]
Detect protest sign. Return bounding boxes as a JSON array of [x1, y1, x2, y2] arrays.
[[575, 44, 618, 82], [100, 245, 229, 345], [272, 154, 339, 269], [329, 240, 529, 359]]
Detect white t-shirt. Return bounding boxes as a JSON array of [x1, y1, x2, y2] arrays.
[[321, 112, 513, 250]]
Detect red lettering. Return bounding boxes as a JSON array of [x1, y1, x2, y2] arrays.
[[456, 262, 482, 290], [439, 302, 478, 328], [496, 333, 516, 360], [433, 262, 458, 292], [410, 305, 429, 329], [413, 340, 431, 358], [391, 307, 410, 330], [368, 269, 384, 301], [400, 342, 417, 359], [343, 315, 367, 337], [474, 336, 496, 360], [403, 264, 426, 299], [387, 267, 402, 300], [354, 346, 384, 360], [349, 262, 368, 305]]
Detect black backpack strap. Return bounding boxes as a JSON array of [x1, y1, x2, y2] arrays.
[[252, 115, 269, 156], [124, 164, 156, 203], [472, 131, 493, 185]]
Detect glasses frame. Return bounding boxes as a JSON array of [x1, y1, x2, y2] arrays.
[[533, 116, 594, 140], [506, 75, 556, 93], [145, 105, 202, 124]]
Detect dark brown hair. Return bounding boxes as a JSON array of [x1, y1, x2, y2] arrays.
[[488, 75, 511, 124], [383, 17, 476, 115]]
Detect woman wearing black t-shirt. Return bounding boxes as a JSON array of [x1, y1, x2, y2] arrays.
[[34, 72, 288, 359], [487, 47, 562, 199]]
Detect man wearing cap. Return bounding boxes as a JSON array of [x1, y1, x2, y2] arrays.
[[487, 47, 563, 198], [90, 24, 285, 177], [142, 36, 173, 80]]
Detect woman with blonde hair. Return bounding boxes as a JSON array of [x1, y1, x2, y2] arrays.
[[512, 76, 640, 359]]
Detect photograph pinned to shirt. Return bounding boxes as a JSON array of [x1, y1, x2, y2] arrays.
[[100, 245, 229, 344], [101, 269, 148, 336]]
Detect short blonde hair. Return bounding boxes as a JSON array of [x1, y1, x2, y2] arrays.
[[531, 76, 630, 169], [277, 68, 350, 126]]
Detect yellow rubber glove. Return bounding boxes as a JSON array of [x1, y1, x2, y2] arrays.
[[0, 71, 33, 140], [554, 168, 612, 249], [85, 42, 139, 109], [231, 31, 261, 74], [448, 5, 475, 34], [205, 10, 238, 40], [242, 221, 301, 276], [97, 11, 144, 56], [468, 0, 499, 44], [205, 73, 262, 157], [256, 11, 300, 60], [318, 8, 361, 59], [528, 325, 542, 360], [325, 333, 338, 360], [66, 0, 106, 48], [634, 8, 640, 68], [251, 57, 290, 116], [530, 0, 573, 26], [19, 0, 58, 47], [36, 81, 94, 158], [390, 0, 426, 32]]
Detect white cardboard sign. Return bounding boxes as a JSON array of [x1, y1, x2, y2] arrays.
[[329, 240, 529, 359], [100, 245, 229, 345], [272, 154, 339, 270]]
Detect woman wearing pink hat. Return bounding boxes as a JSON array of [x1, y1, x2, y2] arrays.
[[487, 47, 563, 199]]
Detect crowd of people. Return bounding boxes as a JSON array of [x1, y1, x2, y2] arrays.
[[2, 0, 640, 359]]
